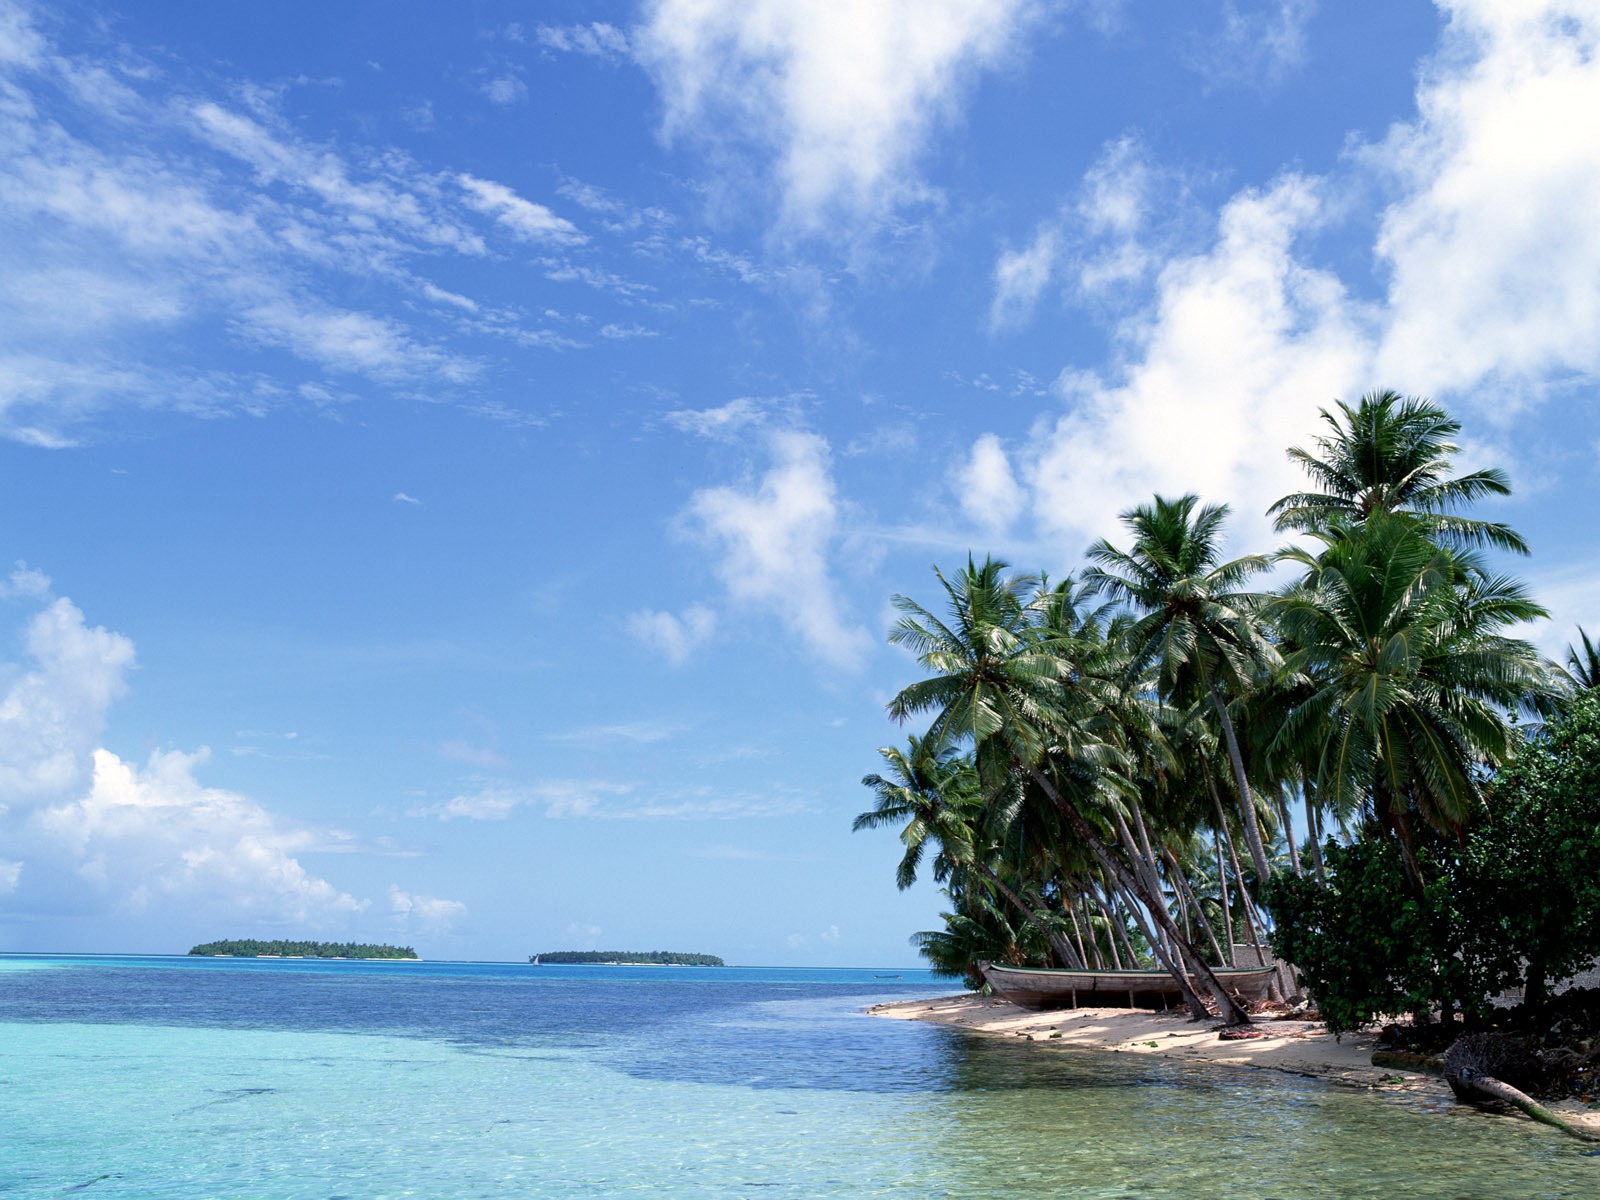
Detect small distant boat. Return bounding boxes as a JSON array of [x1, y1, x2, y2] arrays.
[[979, 962, 1277, 1011], [874, 974, 901, 980]]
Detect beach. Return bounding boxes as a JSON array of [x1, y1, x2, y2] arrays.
[[872, 992, 1600, 1137]]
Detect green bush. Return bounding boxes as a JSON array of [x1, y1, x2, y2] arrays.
[[1267, 693, 1600, 1033]]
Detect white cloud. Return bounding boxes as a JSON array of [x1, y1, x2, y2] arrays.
[[990, 227, 1060, 332], [1520, 563, 1600, 661], [599, 322, 658, 339], [686, 430, 873, 669], [0, 561, 51, 598], [1372, 0, 1600, 407], [0, 590, 458, 937], [1026, 176, 1369, 552], [988, 135, 1162, 330], [0, 0, 45, 67], [387, 884, 466, 930], [547, 721, 682, 746], [393, 491, 423, 506], [1190, 1, 1317, 90], [537, 23, 632, 62], [421, 781, 636, 821], [458, 173, 585, 245], [416, 778, 803, 822], [481, 76, 527, 106], [955, 433, 1026, 532], [636, 0, 1052, 237], [0, 597, 135, 798], [1002, 0, 1600, 553], [236, 298, 476, 383], [189, 101, 483, 255], [36, 746, 366, 921], [0, 24, 530, 440], [627, 605, 717, 665], [665, 396, 767, 440]]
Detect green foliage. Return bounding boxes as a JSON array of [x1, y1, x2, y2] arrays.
[[1264, 838, 1497, 1034], [189, 939, 417, 959], [1458, 692, 1600, 1005], [1270, 701, 1600, 1032], [531, 951, 725, 966]]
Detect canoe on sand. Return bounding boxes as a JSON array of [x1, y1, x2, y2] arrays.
[[979, 961, 1277, 1011]]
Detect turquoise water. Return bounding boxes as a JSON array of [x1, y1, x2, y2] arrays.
[[2, 955, 1595, 1198]]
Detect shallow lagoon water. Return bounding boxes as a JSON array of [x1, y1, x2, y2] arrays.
[[2, 955, 1594, 1198]]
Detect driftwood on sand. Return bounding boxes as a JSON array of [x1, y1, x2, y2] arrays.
[[1443, 1033, 1600, 1143]]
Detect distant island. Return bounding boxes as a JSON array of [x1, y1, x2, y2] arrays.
[[530, 951, 724, 966], [189, 940, 418, 960]]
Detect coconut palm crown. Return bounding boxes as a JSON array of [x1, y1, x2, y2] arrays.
[[1083, 494, 1279, 883], [1270, 512, 1551, 858], [1268, 389, 1529, 554]]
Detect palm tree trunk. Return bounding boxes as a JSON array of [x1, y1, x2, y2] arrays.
[[1205, 763, 1270, 961], [1204, 670, 1273, 883], [1028, 766, 1250, 1024], [1166, 847, 1228, 966], [1213, 827, 1235, 965], [1276, 789, 1302, 877], [1104, 872, 1207, 1015], [1092, 880, 1133, 968], [1064, 895, 1092, 969], [1303, 778, 1326, 886], [970, 860, 1085, 969]]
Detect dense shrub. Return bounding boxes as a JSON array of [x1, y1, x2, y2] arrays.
[[1267, 693, 1600, 1033]]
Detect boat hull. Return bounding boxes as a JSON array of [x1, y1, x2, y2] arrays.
[[979, 962, 1277, 1011]]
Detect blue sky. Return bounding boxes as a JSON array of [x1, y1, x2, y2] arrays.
[[2, 0, 1597, 964]]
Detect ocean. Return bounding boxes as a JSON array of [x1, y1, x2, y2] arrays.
[[2, 954, 1594, 1198]]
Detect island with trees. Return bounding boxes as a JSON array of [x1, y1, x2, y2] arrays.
[[857, 390, 1600, 1135], [189, 940, 419, 959], [530, 951, 725, 966]]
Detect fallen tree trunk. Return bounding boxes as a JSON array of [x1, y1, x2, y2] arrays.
[[1444, 1033, 1599, 1144]]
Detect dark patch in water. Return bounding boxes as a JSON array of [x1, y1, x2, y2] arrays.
[[185, 1086, 279, 1111], [55, 1173, 120, 1195]]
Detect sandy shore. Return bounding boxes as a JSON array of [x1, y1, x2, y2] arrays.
[[871, 993, 1600, 1135]]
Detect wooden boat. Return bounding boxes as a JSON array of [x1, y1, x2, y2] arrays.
[[979, 961, 1278, 1011]]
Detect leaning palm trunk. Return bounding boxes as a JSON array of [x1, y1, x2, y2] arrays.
[[1205, 672, 1273, 883], [1091, 878, 1136, 969], [969, 859, 1085, 969], [1103, 872, 1209, 1016], [1029, 767, 1250, 1024], [1209, 780, 1286, 997], [1303, 779, 1326, 885], [1166, 847, 1230, 966], [1113, 812, 1190, 972], [1064, 898, 1093, 970], [1275, 789, 1302, 877], [1207, 768, 1272, 959], [1212, 828, 1235, 964]]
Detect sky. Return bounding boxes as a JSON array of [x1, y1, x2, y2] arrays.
[[2, 0, 1597, 965]]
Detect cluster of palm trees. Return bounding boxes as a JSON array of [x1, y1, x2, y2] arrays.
[[856, 391, 1587, 1026]]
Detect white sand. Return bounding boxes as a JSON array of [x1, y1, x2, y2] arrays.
[[870, 992, 1600, 1135]]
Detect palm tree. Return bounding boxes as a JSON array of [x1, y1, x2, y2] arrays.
[[1270, 512, 1552, 881], [1084, 494, 1279, 884], [1567, 627, 1600, 690], [887, 557, 1252, 1024], [1268, 389, 1528, 554], [855, 735, 1085, 968]]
